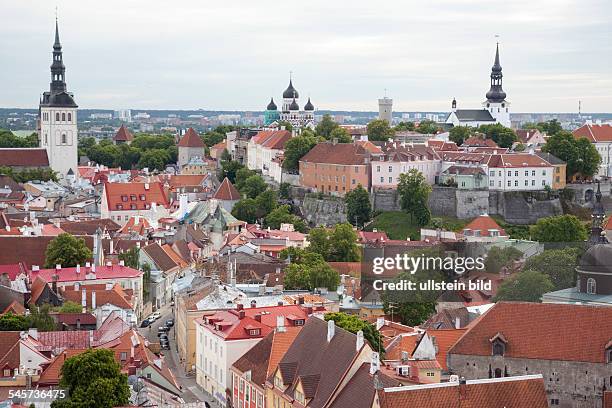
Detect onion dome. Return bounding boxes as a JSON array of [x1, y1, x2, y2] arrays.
[[289, 98, 299, 111], [283, 79, 299, 99], [304, 97, 314, 111], [267, 97, 277, 111]]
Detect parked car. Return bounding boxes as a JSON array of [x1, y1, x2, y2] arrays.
[[150, 312, 162, 320], [160, 334, 169, 343], [140, 319, 151, 328], [160, 342, 170, 350], [165, 319, 174, 327]]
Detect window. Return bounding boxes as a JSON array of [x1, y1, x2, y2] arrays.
[[121, 195, 128, 202], [130, 194, 137, 201], [507, 171, 511, 177], [542, 180, 546, 186], [56, 112, 60, 121], [249, 329, 261, 336], [380, 177, 384, 182], [515, 180, 518, 187], [295, 390, 305, 405], [3, 369, 10, 377], [67, 113, 72, 122], [606, 349, 612, 363], [274, 374, 283, 389], [388, 166, 392, 173], [507, 181, 511, 187], [352, 179, 356, 185], [514, 171, 519, 177], [494, 368, 502, 378], [532, 180, 535, 186], [62, 133, 67, 144], [532, 170, 536, 176], [498, 181, 501, 187], [116, 204, 123, 210], [490, 180, 494, 187], [354, 166, 359, 172], [376, 166, 380, 172], [525, 180, 528, 186], [551, 399, 560, 406], [587, 278, 596, 294], [140, 194, 146, 200], [492, 341, 505, 356], [525, 171, 529, 176], [489, 171, 494, 177], [130, 204, 137, 210], [498, 171, 501, 176], [120, 352, 127, 361], [62, 112, 66, 121], [389, 177, 392, 183]]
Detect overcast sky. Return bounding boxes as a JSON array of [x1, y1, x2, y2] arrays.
[[2, 0, 611, 112]]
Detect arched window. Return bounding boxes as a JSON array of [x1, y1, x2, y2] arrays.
[[587, 278, 596, 294], [494, 368, 502, 378], [55, 112, 60, 121], [67, 113, 72, 122], [62, 113, 66, 121], [62, 133, 67, 144]]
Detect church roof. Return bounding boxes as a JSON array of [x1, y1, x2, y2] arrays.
[[267, 98, 278, 111], [304, 98, 314, 111], [283, 79, 299, 99], [178, 128, 205, 148], [0, 148, 49, 167], [289, 98, 299, 111], [451, 110, 495, 122], [113, 125, 134, 142], [213, 178, 241, 201]]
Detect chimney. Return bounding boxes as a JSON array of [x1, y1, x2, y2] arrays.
[[276, 315, 285, 332], [28, 328, 38, 340], [306, 306, 313, 315], [76, 264, 80, 275], [254, 314, 261, 322], [459, 376, 467, 399], [250, 300, 257, 308], [91, 291, 96, 310], [236, 303, 244, 311], [356, 330, 364, 351], [369, 351, 380, 375], [56, 264, 61, 271], [297, 296, 304, 305], [327, 319, 335, 342], [109, 239, 114, 255], [238, 310, 245, 320], [136, 241, 141, 249], [119, 260, 125, 267], [85, 262, 91, 268], [455, 316, 461, 329], [81, 288, 87, 309]]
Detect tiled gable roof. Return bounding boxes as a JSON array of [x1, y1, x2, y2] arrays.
[[573, 123, 612, 143], [178, 128, 205, 148], [488, 153, 552, 168], [30, 264, 142, 283], [378, 375, 548, 408], [0, 148, 49, 167], [213, 177, 241, 201], [142, 242, 179, 272], [331, 363, 399, 408], [449, 302, 612, 363], [463, 215, 506, 237], [463, 136, 498, 148], [104, 181, 169, 211], [252, 130, 292, 150], [113, 125, 134, 142]]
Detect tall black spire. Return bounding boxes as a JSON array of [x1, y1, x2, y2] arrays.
[[485, 43, 506, 103], [50, 17, 66, 93]]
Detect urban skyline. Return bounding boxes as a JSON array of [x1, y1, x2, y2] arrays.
[[2, 0, 611, 112]]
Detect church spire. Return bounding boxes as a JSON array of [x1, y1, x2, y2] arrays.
[[588, 180, 608, 246], [54, 17, 61, 49], [485, 42, 506, 103], [50, 17, 67, 93]]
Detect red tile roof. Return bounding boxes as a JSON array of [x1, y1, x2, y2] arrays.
[[62, 283, 134, 310], [2, 300, 26, 316], [104, 181, 169, 211], [378, 375, 548, 408], [0, 148, 49, 167], [462, 215, 506, 237], [463, 136, 498, 148], [30, 264, 143, 283], [573, 123, 612, 143], [488, 153, 552, 168], [177, 128, 205, 148], [0, 262, 27, 280], [38, 349, 86, 385], [425, 329, 467, 370], [449, 302, 612, 363], [251, 130, 292, 150], [196, 310, 273, 341], [117, 216, 152, 236], [213, 177, 241, 201], [30, 275, 50, 305], [428, 140, 459, 151], [300, 142, 368, 165], [113, 125, 134, 142]]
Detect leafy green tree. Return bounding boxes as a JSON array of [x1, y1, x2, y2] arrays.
[[307, 227, 331, 260], [278, 121, 293, 132], [345, 185, 372, 227], [514, 143, 526, 152], [283, 134, 318, 172], [202, 131, 225, 147], [264, 205, 307, 232], [449, 126, 472, 146], [254, 189, 278, 218], [231, 198, 258, 223], [327, 223, 361, 262], [324, 313, 385, 355], [397, 169, 432, 226], [530, 215, 588, 243], [315, 114, 340, 139], [329, 127, 352, 143], [539, 119, 563, 136], [416, 120, 440, 134], [141, 263, 151, 301], [283, 252, 340, 291], [523, 247, 581, 290], [484, 246, 523, 273], [0, 167, 57, 183], [367, 119, 394, 141], [27, 304, 56, 331], [51, 349, 130, 408], [0, 313, 29, 331], [45, 233, 93, 268], [137, 149, 170, 170], [493, 270, 554, 302], [279, 246, 307, 263], [57, 301, 84, 313], [543, 131, 601, 180], [279, 182, 291, 199], [234, 167, 257, 191], [240, 175, 268, 199], [220, 149, 232, 162], [118, 247, 139, 269], [0, 129, 38, 148], [395, 121, 415, 131], [218, 160, 244, 184], [477, 123, 517, 148]]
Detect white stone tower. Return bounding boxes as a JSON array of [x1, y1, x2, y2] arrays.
[[39, 18, 78, 179], [378, 96, 393, 124]]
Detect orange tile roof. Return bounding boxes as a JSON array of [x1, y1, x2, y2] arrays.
[[300, 142, 368, 165], [426, 329, 467, 370], [449, 302, 612, 363], [161, 244, 188, 268], [488, 153, 552, 168], [213, 177, 241, 201], [378, 375, 548, 408], [2, 300, 26, 316], [464, 136, 498, 147], [62, 283, 133, 310], [30, 275, 49, 305], [113, 125, 134, 142], [117, 216, 152, 235], [385, 333, 421, 360], [462, 215, 506, 237], [104, 181, 169, 211], [573, 123, 612, 143], [177, 128, 205, 148], [251, 130, 292, 150], [266, 327, 302, 379], [38, 349, 86, 385]]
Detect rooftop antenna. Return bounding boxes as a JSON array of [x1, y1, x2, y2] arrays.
[[579, 100, 582, 119]]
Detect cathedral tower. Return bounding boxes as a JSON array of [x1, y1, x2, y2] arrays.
[[39, 18, 78, 179], [482, 43, 510, 127]]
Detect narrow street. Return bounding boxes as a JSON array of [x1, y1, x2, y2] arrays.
[[138, 304, 215, 405]]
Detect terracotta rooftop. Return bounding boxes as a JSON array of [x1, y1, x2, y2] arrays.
[[213, 177, 241, 201], [449, 302, 612, 363], [113, 125, 134, 142], [104, 181, 169, 211], [300, 142, 368, 166], [463, 136, 498, 148], [30, 264, 142, 283], [462, 214, 506, 237], [573, 123, 612, 143], [0, 148, 49, 167], [251, 130, 292, 150], [178, 128, 205, 148]]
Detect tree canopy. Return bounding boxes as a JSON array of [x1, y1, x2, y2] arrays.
[[45, 233, 93, 268], [283, 133, 318, 172], [52, 349, 130, 408], [542, 131, 600, 180], [367, 119, 395, 141], [0, 129, 38, 148], [530, 215, 588, 243], [345, 184, 372, 227], [315, 114, 340, 139], [324, 312, 385, 355], [416, 120, 440, 134], [522, 247, 581, 290], [484, 246, 523, 273], [493, 269, 554, 302], [397, 169, 432, 226], [264, 205, 307, 232], [477, 123, 517, 148], [448, 126, 472, 146], [283, 251, 340, 291]]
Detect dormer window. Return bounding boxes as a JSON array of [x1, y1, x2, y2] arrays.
[[606, 348, 612, 363], [587, 278, 596, 295], [493, 341, 505, 356], [248, 329, 261, 336], [121, 195, 128, 202], [274, 372, 284, 389], [294, 319, 305, 326]]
